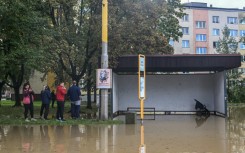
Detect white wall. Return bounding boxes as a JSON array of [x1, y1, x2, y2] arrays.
[[115, 74, 222, 112], [214, 72, 225, 114], [112, 73, 119, 113]]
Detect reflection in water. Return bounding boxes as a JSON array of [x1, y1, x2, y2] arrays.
[[139, 124, 146, 153], [227, 106, 245, 153], [195, 113, 210, 128], [0, 106, 244, 153]]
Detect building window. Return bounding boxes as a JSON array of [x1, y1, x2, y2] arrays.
[[240, 18, 245, 24], [227, 17, 238, 24], [182, 27, 189, 35], [169, 39, 174, 47], [240, 43, 245, 49], [240, 30, 245, 37], [196, 34, 206, 41], [196, 21, 206, 28], [241, 55, 245, 62], [196, 47, 207, 54], [182, 40, 189, 48], [228, 43, 237, 50], [212, 29, 220, 36], [213, 41, 219, 48], [182, 14, 189, 22], [212, 16, 219, 23], [229, 29, 238, 37], [238, 68, 245, 74]]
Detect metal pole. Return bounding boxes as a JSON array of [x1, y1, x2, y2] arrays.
[[101, 0, 108, 120]]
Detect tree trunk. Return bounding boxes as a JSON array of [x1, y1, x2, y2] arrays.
[[13, 86, 21, 107], [93, 85, 96, 103], [86, 79, 92, 109], [86, 62, 92, 109], [0, 81, 5, 102]]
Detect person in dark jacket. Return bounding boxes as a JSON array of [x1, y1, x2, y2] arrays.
[[67, 81, 81, 119], [40, 85, 51, 120], [51, 90, 56, 108]]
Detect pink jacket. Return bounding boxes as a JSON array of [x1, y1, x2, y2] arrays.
[[22, 89, 34, 104]]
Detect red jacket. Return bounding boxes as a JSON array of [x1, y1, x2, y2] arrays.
[[56, 85, 67, 101]]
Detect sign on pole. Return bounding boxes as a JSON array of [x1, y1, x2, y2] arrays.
[[138, 54, 145, 100], [96, 69, 112, 89]]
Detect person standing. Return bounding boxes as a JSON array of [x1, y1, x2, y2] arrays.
[[22, 82, 36, 122], [56, 82, 67, 121], [40, 85, 51, 120], [67, 81, 81, 119], [51, 90, 56, 108]]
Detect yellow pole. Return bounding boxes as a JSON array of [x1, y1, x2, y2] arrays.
[[140, 99, 144, 120], [102, 0, 108, 43], [139, 124, 146, 153], [141, 124, 144, 145], [101, 0, 109, 120]]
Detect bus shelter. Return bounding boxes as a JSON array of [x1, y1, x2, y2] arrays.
[[111, 54, 241, 117]]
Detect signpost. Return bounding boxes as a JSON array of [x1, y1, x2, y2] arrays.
[[138, 54, 146, 121], [100, 0, 109, 120], [138, 54, 146, 153]]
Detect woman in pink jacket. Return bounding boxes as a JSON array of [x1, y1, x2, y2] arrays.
[[22, 82, 36, 122]]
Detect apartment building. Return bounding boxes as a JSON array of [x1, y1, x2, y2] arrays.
[[171, 2, 245, 73]]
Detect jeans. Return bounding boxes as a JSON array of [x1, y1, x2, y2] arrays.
[[71, 102, 75, 118], [74, 104, 80, 118], [56, 101, 64, 120], [71, 100, 81, 118], [51, 99, 55, 108], [24, 102, 34, 119], [40, 103, 50, 119]]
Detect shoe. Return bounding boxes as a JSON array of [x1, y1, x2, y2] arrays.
[[60, 119, 66, 122], [25, 118, 30, 122], [31, 118, 37, 121]]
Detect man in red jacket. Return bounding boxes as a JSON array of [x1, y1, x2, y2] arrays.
[[56, 82, 67, 121]]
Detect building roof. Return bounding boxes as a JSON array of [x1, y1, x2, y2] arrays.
[[113, 54, 241, 73], [183, 2, 245, 12]]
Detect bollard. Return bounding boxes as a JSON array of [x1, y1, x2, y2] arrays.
[[125, 111, 136, 124]]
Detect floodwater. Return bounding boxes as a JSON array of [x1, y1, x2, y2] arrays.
[[0, 107, 245, 153]]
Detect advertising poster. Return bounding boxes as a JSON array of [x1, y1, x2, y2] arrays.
[[96, 69, 112, 89]]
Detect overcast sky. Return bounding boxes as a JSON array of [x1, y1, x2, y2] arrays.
[[181, 0, 245, 9]]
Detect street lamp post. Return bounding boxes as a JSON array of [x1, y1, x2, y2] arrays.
[[101, 0, 109, 120]]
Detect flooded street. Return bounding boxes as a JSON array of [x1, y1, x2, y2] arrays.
[[0, 107, 245, 153]]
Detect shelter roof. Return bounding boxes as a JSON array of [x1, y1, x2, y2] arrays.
[[113, 54, 241, 73]]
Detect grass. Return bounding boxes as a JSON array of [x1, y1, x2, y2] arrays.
[[0, 100, 123, 125]]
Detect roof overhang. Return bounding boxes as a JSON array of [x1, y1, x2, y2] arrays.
[[113, 54, 241, 73]]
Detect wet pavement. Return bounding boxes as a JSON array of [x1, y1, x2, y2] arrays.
[[0, 107, 245, 153]]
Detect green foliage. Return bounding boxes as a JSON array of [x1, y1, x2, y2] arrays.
[[108, 0, 184, 66], [38, 0, 101, 84], [38, 0, 184, 92], [0, 0, 48, 105], [215, 26, 244, 103], [216, 25, 238, 54], [228, 78, 245, 103]]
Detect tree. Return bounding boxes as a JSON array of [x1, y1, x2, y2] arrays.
[[37, 0, 101, 84], [216, 25, 238, 54], [216, 25, 242, 103], [0, 0, 47, 106], [108, 0, 184, 66], [37, 0, 184, 108]]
